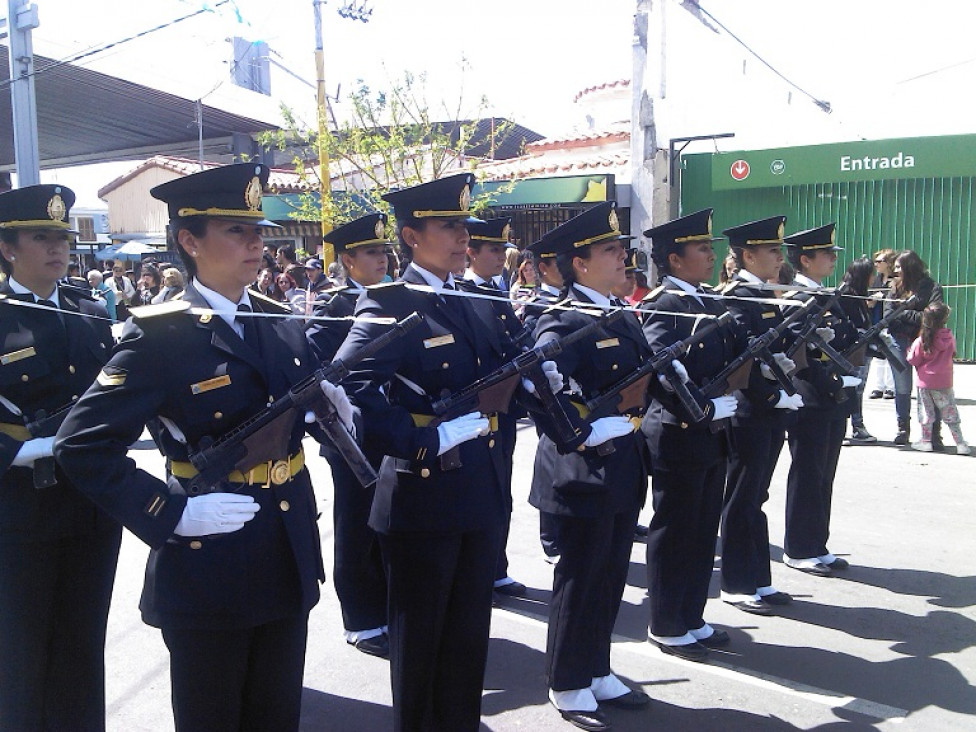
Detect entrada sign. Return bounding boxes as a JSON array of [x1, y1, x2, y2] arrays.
[[705, 134, 976, 190]]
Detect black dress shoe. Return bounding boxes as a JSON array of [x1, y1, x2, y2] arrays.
[[697, 629, 730, 648], [760, 591, 793, 605], [824, 556, 849, 570], [787, 561, 833, 577], [494, 580, 527, 597], [348, 633, 390, 659], [725, 598, 773, 615], [868, 390, 884, 399], [655, 640, 709, 662], [600, 689, 651, 709], [558, 708, 611, 731]]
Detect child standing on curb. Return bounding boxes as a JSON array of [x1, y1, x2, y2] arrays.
[[907, 302, 970, 455]]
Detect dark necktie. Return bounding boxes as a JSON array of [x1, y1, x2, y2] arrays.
[[37, 298, 57, 309], [442, 283, 466, 321], [237, 304, 257, 348]]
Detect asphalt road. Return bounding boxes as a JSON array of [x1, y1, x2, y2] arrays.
[[103, 364, 976, 731]]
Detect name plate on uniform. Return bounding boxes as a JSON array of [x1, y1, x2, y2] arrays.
[[423, 334, 455, 349], [595, 338, 620, 349], [1, 346, 36, 365], [191, 375, 232, 394], [762, 311, 777, 319]]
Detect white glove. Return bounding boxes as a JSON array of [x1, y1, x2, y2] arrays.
[[774, 390, 804, 411], [436, 412, 490, 456], [522, 360, 564, 394], [583, 415, 635, 448], [174, 493, 260, 537], [657, 360, 690, 392], [815, 326, 835, 343], [773, 352, 796, 373], [320, 380, 354, 432], [841, 375, 862, 388], [12, 436, 55, 468], [710, 395, 738, 421]]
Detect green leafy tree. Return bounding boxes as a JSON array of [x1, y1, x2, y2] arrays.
[[259, 70, 521, 238]]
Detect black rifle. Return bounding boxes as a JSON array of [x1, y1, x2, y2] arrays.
[[187, 312, 423, 494], [784, 282, 852, 372], [842, 295, 917, 373], [430, 308, 626, 466], [580, 312, 732, 455], [24, 402, 76, 489], [701, 297, 816, 400]]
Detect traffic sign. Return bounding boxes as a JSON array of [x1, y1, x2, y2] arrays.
[[730, 159, 750, 181]]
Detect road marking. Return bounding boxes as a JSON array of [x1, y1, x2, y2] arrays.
[[495, 604, 909, 723]]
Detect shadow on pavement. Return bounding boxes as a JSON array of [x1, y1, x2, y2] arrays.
[[300, 688, 392, 731]]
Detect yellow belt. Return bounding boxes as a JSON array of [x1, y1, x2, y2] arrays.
[[569, 401, 643, 431], [0, 423, 31, 441], [169, 449, 305, 487], [411, 413, 500, 433]]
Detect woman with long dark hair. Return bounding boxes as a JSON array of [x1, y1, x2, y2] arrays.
[[843, 256, 876, 443], [886, 250, 944, 445]]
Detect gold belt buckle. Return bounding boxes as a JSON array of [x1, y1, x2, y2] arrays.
[[270, 459, 291, 486]]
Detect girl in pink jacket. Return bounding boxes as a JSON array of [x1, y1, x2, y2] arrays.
[[907, 302, 969, 454]]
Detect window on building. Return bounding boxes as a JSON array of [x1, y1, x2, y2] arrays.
[[74, 216, 96, 242]]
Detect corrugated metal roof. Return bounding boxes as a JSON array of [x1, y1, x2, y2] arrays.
[[0, 45, 280, 170]]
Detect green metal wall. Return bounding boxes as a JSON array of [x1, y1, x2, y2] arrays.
[[681, 154, 976, 361]]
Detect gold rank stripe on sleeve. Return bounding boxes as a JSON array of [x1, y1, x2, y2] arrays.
[[190, 375, 232, 394], [1, 346, 36, 365], [97, 369, 126, 387]]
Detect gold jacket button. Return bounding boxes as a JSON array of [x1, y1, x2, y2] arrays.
[[442, 362, 449, 369], [214, 411, 223, 420], [21, 374, 28, 382], [279, 500, 290, 512], [189, 540, 203, 550], [611, 364, 618, 370], [680, 422, 689, 429], [698, 342, 704, 349], [294, 357, 301, 366], [488, 439, 495, 448], [68, 365, 76, 374], [72, 395, 78, 401], [420, 468, 431, 478], [500, 314, 507, 320]]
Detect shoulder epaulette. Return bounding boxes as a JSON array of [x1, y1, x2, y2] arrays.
[[130, 300, 191, 319], [700, 283, 715, 292], [249, 290, 290, 313], [717, 281, 739, 295], [640, 285, 666, 303]]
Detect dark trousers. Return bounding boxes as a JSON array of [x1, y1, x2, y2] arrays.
[[785, 411, 846, 558], [330, 459, 387, 632], [646, 458, 726, 637], [380, 525, 502, 732], [546, 507, 640, 691], [494, 417, 518, 581], [539, 511, 561, 557], [0, 527, 122, 732], [162, 614, 309, 732], [721, 415, 786, 594]]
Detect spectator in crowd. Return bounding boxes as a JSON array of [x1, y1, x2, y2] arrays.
[[276, 243, 299, 272], [251, 267, 275, 298], [867, 248, 898, 399], [886, 250, 944, 446], [718, 252, 737, 284], [907, 302, 969, 454], [108, 260, 136, 318], [326, 260, 345, 288], [136, 264, 161, 305], [274, 271, 307, 314], [152, 267, 185, 304], [842, 257, 877, 443], [87, 269, 117, 320]]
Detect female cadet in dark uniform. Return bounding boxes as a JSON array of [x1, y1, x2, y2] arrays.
[[640, 209, 743, 662], [781, 224, 861, 576], [0, 184, 121, 731], [717, 217, 803, 615], [307, 213, 392, 659], [333, 174, 556, 732], [56, 164, 353, 731], [529, 201, 652, 732]]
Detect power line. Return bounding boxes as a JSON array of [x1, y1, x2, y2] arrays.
[[681, 0, 832, 114], [0, 0, 234, 91]]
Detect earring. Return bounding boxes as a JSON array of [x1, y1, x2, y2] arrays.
[[8, 256, 14, 261]]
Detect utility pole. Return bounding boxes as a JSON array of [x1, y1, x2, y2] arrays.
[[6, 0, 41, 185], [312, 0, 332, 260]]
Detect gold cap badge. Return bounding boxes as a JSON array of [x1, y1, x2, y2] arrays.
[[459, 185, 471, 212], [608, 209, 620, 234], [501, 223, 512, 241], [245, 176, 263, 212], [374, 220, 386, 239], [47, 193, 67, 223]]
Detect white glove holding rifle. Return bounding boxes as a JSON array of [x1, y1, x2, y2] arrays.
[[436, 412, 490, 456], [174, 494, 260, 537], [12, 436, 55, 468]]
